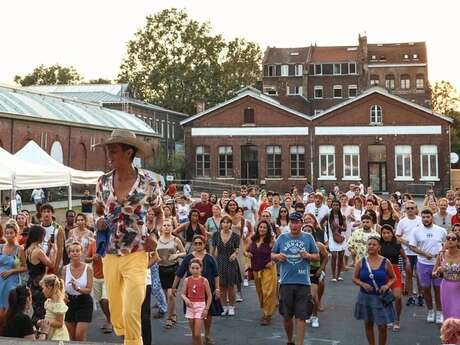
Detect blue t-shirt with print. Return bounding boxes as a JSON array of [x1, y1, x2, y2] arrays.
[[272, 232, 318, 285]]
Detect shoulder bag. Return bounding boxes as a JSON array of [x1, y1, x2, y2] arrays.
[[364, 256, 395, 307]]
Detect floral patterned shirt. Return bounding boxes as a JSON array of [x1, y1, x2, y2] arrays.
[[96, 168, 162, 255], [348, 228, 381, 261]]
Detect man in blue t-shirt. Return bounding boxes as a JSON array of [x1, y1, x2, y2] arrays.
[[272, 212, 319, 345]]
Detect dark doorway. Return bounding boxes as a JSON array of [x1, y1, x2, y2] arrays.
[[241, 145, 258, 185], [368, 145, 387, 193]]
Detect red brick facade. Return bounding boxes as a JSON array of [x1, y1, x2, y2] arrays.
[[182, 88, 451, 195]]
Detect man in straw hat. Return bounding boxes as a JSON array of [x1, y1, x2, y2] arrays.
[[94, 129, 163, 345]]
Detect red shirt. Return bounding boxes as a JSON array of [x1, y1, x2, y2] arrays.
[[451, 214, 460, 226], [194, 202, 213, 225], [186, 276, 206, 302]]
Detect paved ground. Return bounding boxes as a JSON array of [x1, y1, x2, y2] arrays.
[[87, 269, 441, 345]]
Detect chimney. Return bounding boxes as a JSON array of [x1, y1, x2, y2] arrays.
[[195, 101, 205, 114]]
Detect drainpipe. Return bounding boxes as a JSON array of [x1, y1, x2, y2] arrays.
[[310, 126, 314, 189]]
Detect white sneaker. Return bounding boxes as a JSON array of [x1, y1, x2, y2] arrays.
[[427, 310, 435, 323], [243, 279, 249, 287], [228, 306, 235, 316], [311, 316, 320, 328], [235, 292, 243, 302], [331, 278, 337, 282], [305, 317, 311, 324], [436, 311, 444, 324], [221, 306, 228, 316]]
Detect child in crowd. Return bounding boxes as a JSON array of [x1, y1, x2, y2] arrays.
[[38, 274, 69, 341], [181, 258, 212, 345]]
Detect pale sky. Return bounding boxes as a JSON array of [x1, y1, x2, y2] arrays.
[[1, 0, 459, 93]]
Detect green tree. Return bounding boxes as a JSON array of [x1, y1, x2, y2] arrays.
[[14, 64, 83, 86], [118, 8, 262, 114], [149, 147, 186, 178], [88, 78, 112, 84], [432, 81, 460, 166]]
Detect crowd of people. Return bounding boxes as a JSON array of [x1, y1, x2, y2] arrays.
[[0, 131, 459, 345]]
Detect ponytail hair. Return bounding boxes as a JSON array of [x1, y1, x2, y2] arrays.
[[40, 274, 65, 301]]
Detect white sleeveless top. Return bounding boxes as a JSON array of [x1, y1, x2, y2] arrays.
[[65, 264, 88, 296]]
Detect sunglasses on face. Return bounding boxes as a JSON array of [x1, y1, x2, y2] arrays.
[[447, 237, 458, 241], [280, 210, 288, 213]]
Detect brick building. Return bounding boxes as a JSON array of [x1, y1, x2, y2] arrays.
[[262, 35, 431, 116], [27, 84, 188, 157], [181, 86, 452, 194], [0, 84, 158, 173]]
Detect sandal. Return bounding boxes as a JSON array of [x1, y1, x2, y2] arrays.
[[164, 319, 174, 329], [393, 322, 401, 332], [103, 324, 113, 334]]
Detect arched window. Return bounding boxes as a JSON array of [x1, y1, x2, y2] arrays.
[[370, 105, 383, 125], [50, 141, 64, 164]]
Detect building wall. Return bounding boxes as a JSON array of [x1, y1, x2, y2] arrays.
[[183, 92, 451, 194], [0, 116, 158, 175]]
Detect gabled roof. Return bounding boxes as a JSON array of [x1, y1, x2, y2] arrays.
[[0, 84, 158, 136], [180, 86, 311, 126], [310, 46, 358, 62], [27, 84, 188, 117], [311, 86, 452, 123], [263, 47, 310, 64], [367, 42, 427, 64]]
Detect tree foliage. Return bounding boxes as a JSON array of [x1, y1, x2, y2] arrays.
[[118, 8, 262, 114], [14, 64, 83, 86], [431, 81, 460, 165], [88, 78, 112, 84]]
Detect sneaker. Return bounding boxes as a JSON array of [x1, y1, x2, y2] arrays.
[[305, 317, 311, 324], [235, 292, 243, 302], [436, 311, 444, 324], [228, 306, 235, 316], [417, 295, 425, 307], [427, 310, 435, 323], [406, 296, 415, 306], [243, 279, 249, 287], [311, 316, 320, 328], [331, 278, 337, 282], [221, 306, 229, 316], [337, 277, 343, 281]]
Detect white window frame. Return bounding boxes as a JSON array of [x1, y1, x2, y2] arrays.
[[413, 53, 419, 59], [281, 65, 289, 76], [218, 146, 233, 177], [295, 64, 303, 76], [314, 86, 323, 99], [266, 145, 282, 177], [290, 146, 305, 177], [333, 85, 342, 99], [401, 76, 410, 89], [416, 77, 424, 89], [370, 105, 383, 125], [314, 109, 324, 115], [385, 77, 395, 90], [343, 145, 360, 180], [318, 145, 336, 180], [264, 87, 278, 96], [348, 85, 358, 98], [349, 62, 357, 74], [195, 146, 210, 177], [420, 145, 439, 181], [395, 145, 413, 181], [333, 63, 341, 75]]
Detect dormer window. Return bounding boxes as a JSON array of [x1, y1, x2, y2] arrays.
[[371, 55, 377, 60], [413, 53, 419, 59], [370, 105, 383, 125], [403, 54, 409, 59]]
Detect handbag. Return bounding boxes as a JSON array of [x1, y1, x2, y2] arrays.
[[364, 257, 395, 307]]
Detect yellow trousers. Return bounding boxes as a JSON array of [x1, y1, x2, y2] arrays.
[[253, 264, 277, 317], [103, 251, 148, 345]]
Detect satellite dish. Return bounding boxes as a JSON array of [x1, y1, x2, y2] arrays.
[[451, 152, 459, 164]]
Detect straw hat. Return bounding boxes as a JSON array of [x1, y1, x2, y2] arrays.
[[96, 129, 153, 158]]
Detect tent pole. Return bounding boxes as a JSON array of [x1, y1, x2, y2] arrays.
[[68, 184, 72, 210]]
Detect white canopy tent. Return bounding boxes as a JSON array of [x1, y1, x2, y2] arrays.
[[14, 141, 104, 209], [0, 147, 70, 214]]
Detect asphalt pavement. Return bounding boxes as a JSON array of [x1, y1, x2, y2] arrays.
[[87, 268, 441, 345]]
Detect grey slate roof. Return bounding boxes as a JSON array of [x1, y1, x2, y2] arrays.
[[0, 84, 157, 135]]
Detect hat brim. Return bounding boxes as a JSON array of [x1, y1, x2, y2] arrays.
[[95, 136, 153, 158]]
